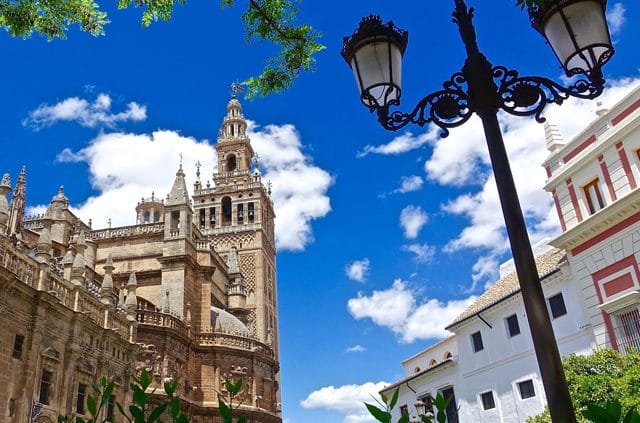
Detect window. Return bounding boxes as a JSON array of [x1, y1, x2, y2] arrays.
[[8, 398, 15, 417], [143, 211, 150, 224], [222, 197, 232, 225], [506, 314, 521, 337], [248, 202, 255, 223], [584, 179, 606, 214], [209, 207, 216, 228], [429, 359, 437, 367], [518, 380, 536, 399], [615, 307, 640, 353], [39, 370, 53, 405], [548, 293, 567, 319], [199, 209, 206, 229], [237, 203, 244, 223], [12, 334, 24, 359], [153, 211, 160, 222], [399, 405, 409, 416], [471, 331, 484, 352], [227, 154, 237, 171], [77, 383, 87, 414], [480, 391, 496, 410], [107, 396, 115, 419]]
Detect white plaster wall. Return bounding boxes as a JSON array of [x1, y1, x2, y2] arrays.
[[402, 337, 457, 377]]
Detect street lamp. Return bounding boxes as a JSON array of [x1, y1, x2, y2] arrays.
[[414, 399, 434, 422], [342, 1, 614, 423]]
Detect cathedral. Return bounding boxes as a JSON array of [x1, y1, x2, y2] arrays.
[[0, 94, 281, 423]]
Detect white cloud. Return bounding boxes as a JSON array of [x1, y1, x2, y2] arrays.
[[23, 93, 147, 129], [425, 77, 640, 287], [402, 243, 435, 263], [607, 3, 626, 36], [380, 175, 424, 198], [35, 120, 331, 252], [347, 279, 476, 342], [247, 122, 333, 251], [301, 381, 389, 423], [399, 205, 428, 239], [346, 345, 367, 353], [357, 128, 438, 157], [346, 258, 370, 283]]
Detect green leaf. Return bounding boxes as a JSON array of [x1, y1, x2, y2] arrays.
[[585, 403, 616, 423], [230, 378, 243, 396], [139, 368, 152, 390], [398, 415, 410, 423], [165, 380, 177, 397], [170, 396, 181, 417], [87, 394, 98, 416], [129, 405, 145, 423], [380, 392, 388, 405], [130, 384, 147, 407], [623, 408, 640, 423], [219, 399, 233, 423], [238, 416, 247, 423], [364, 403, 391, 423], [101, 383, 115, 406], [389, 389, 399, 410], [148, 403, 168, 422]]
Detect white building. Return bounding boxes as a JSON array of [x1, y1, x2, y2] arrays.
[[381, 86, 640, 423]]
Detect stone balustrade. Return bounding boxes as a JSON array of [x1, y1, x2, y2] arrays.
[[0, 237, 135, 342], [88, 223, 164, 240]]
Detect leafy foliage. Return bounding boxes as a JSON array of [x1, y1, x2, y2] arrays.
[[0, 0, 108, 39], [58, 369, 249, 423], [365, 388, 451, 423], [0, 0, 323, 98], [526, 349, 640, 423], [58, 369, 191, 423], [515, 0, 548, 10]]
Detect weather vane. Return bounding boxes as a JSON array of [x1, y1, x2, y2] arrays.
[[252, 154, 261, 171], [196, 160, 202, 179], [179, 152, 183, 167], [231, 82, 245, 98], [267, 180, 272, 196]]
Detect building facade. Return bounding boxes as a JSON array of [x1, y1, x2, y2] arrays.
[[0, 94, 281, 423], [382, 86, 640, 422]]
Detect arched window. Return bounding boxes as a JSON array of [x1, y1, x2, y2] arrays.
[[429, 359, 437, 367], [414, 367, 421, 373], [143, 211, 150, 224], [153, 211, 160, 222], [444, 352, 453, 360], [227, 154, 237, 172], [222, 197, 232, 225]]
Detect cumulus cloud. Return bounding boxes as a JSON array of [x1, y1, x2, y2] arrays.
[[301, 381, 389, 423], [347, 279, 476, 342], [248, 122, 333, 251], [23, 93, 146, 129], [345, 345, 367, 353], [424, 77, 640, 287], [380, 175, 424, 198], [357, 128, 438, 157], [606, 3, 626, 36], [399, 205, 428, 239], [35, 120, 331, 252], [402, 243, 435, 263], [346, 258, 370, 283]]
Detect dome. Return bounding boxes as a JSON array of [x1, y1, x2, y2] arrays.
[[211, 307, 251, 337]]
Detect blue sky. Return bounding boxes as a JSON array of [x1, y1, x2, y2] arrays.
[[1, 1, 640, 422]]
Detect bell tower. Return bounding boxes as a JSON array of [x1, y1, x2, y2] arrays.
[[193, 91, 278, 352]]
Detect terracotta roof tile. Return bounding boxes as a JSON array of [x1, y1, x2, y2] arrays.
[[447, 248, 566, 328]]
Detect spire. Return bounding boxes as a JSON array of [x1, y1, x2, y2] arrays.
[[100, 254, 116, 306], [8, 166, 26, 235], [166, 163, 190, 206], [0, 173, 11, 235], [226, 246, 240, 274], [544, 121, 565, 153], [35, 211, 53, 264], [125, 272, 138, 317], [70, 231, 87, 286]]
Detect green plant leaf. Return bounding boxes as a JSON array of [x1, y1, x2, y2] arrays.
[[130, 384, 147, 407], [170, 396, 181, 417], [398, 415, 410, 423], [389, 389, 399, 410], [148, 402, 168, 422], [165, 380, 177, 396], [219, 398, 233, 423], [101, 383, 115, 406], [380, 392, 388, 405], [87, 394, 98, 416], [230, 377, 243, 396], [129, 405, 145, 423], [585, 403, 617, 423], [364, 403, 391, 423], [624, 408, 640, 423], [139, 368, 152, 390], [238, 416, 247, 423]]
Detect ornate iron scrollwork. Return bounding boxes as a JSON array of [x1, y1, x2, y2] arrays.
[[374, 72, 474, 137], [494, 66, 605, 122]]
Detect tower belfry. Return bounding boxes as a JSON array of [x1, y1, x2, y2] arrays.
[[193, 93, 277, 350]]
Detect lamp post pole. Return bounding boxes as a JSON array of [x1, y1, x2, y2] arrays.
[[456, 5, 576, 421], [342, 1, 616, 422]]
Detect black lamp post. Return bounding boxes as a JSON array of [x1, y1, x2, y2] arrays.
[[342, 1, 614, 423]]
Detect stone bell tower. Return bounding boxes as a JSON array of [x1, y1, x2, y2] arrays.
[[192, 91, 278, 352]]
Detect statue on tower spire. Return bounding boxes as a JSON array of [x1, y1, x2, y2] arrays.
[[8, 166, 26, 236], [231, 82, 244, 99]]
